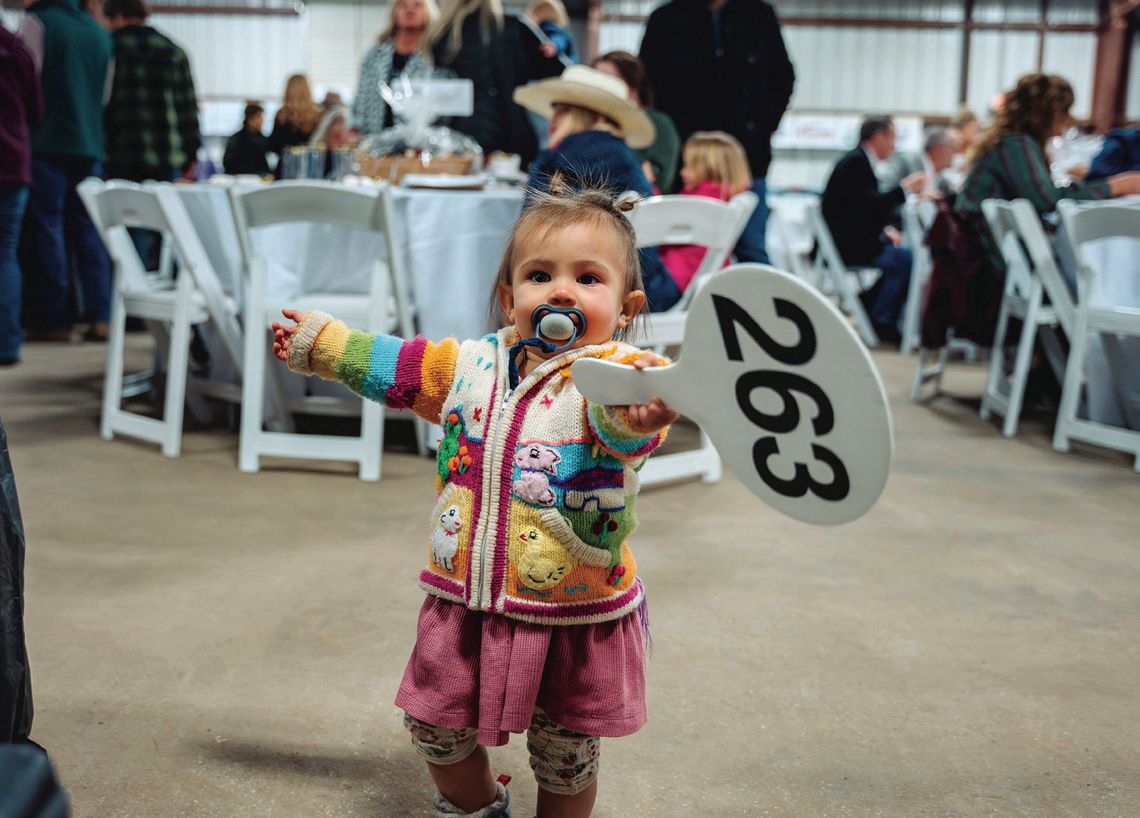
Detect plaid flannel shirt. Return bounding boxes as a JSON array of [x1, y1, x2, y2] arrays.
[[104, 24, 200, 179]]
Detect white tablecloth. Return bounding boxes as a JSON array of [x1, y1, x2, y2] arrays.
[[177, 183, 524, 343], [1073, 225, 1140, 430]]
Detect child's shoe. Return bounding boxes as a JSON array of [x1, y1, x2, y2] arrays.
[[432, 781, 510, 818]]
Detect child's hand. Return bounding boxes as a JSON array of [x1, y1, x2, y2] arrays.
[[271, 308, 307, 363], [626, 353, 679, 434]]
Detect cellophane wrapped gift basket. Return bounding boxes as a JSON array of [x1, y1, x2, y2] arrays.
[[356, 76, 483, 183]]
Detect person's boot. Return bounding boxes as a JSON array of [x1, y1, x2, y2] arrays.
[[433, 781, 510, 818]]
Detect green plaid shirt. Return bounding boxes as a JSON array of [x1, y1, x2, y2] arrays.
[[955, 133, 1111, 271], [104, 24, 200, 179]]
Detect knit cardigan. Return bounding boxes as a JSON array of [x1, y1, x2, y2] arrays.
[[288, 312, 668, 626]]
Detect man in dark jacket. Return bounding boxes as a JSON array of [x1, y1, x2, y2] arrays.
[[18, 0, 114, 341], [103, 0, 200, 183], [821, 116, 926, 342], [639, 0, 794, 263]]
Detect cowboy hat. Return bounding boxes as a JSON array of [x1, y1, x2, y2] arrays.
[[513, 64, 656, 149]]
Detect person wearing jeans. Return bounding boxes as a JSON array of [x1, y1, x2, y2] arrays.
[[25, 157, 113, 337], [18, 0, 113, 341], [0, 29, 43, 364]]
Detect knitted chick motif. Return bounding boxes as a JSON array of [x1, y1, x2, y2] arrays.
[[431, 506, 463, 571], [516, 528, 574, 591]]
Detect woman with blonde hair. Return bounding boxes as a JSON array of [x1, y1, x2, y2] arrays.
[[268, 74, 322, 174], [426, 0, 563, 164], [352, 0, 441, 135]]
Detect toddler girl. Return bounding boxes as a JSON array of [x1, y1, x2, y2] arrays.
[[272, 186, 677, 818], [660, 130, 753, 293]]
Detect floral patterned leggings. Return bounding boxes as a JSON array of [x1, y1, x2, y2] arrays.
[[404, 708, 601, 795]]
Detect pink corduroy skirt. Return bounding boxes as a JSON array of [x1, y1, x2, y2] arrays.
[[394, 594, 648, 746]]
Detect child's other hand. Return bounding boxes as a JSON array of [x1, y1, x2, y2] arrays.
[[626, 353, 679, 433], [271, 308, 307, 363]]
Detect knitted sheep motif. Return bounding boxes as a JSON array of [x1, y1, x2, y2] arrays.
[[431, 505, 463, 571], [516, 528, 574, 591]]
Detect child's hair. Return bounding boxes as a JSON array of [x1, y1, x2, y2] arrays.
[[681, 131, 753, 200], [525, 0, 567, 26], [488, 180, 646, 341]]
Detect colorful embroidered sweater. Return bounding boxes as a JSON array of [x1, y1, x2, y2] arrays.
[[288, 312, 668, 626]]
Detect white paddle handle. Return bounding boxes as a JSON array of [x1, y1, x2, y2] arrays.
[[571, 358, 682, 409]]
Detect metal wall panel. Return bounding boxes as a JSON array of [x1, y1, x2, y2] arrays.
[[782, 25, 960, 114], [153, 12, 308, 99], [1042, 32, 1096, 119], [965, 29, 1038, 117], [1128, 32, 1140, 120]]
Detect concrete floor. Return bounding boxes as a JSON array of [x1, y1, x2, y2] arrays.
[[0, 337, 1137, 818]]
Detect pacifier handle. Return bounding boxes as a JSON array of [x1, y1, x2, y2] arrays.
[[531, 305, 586, 350]]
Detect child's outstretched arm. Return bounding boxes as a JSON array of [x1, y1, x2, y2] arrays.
[[585, 351, 678, 463], [271, 308, 460, 423]]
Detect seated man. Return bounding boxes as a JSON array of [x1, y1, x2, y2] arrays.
[[882, 126, 960, 197], [821, 115, 926, 341]]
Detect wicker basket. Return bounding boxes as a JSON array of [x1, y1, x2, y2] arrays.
[[357, 152, 479, 184]]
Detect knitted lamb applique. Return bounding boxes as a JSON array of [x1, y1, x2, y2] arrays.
[[430, 505, 463, 571]]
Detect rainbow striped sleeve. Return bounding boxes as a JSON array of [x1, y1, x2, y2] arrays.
[[587, 403, 668, 462], [287, 310, 459, 422]]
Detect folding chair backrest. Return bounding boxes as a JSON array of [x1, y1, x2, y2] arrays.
[[806, 197, 847, 275], [901, 201, 927, 255], [981, 198, 1036, 304], [1056, 199, 1140, 247], [78, 178, 168, 293], [1008, 198, 1076, 333], [228, 180, 413, 335], [628, 191, 757, 310], [916, 198, 938, 231], [153, 184, 244, 371]]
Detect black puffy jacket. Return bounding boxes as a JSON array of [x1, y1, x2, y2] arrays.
[[639, 0, 794, 181]]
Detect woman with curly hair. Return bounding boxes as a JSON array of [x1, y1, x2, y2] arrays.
[[956, 73, 1140, 269]]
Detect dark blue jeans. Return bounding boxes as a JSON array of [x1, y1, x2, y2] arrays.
[[639, 246, 681, 313], [733, 177, 771, 265], [0, 185, 29, 359], [868, 242, 913, 337], [25, 157, 112, 332]]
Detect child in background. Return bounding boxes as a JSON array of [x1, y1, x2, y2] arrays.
[[272, 185, 676, 818], [525, 0, 577, 63], [659, 131, 753, 293]]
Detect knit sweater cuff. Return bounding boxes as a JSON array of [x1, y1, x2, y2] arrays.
[[287, 310, 335, 375]]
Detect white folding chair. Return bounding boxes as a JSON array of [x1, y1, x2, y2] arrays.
[[977, 199, 1068, 437], [228, 180, 419, 481], [900, 199, 936, 355], [767, 194, 818, 286], [1052, 200, 1140, 470], [805, 199, 881, 347], [78, 179, 243, 457], [626, 191, 758, 486]]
